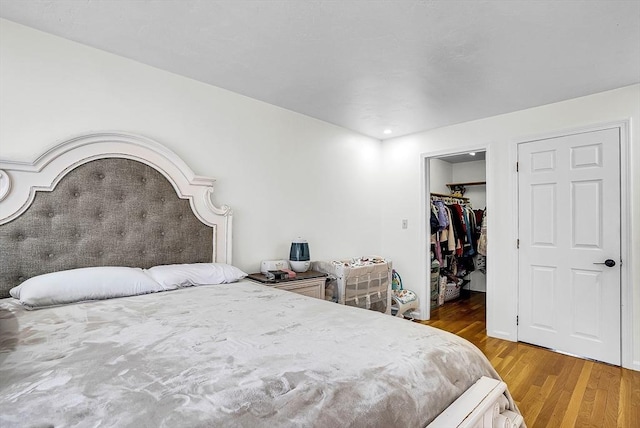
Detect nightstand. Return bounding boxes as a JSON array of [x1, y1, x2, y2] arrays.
[[246, 270, 327, 299]]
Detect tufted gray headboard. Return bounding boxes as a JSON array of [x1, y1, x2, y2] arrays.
[[0, 132, 233, 298], [0, 158, 212, 297]]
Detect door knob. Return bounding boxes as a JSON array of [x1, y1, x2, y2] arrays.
[[593, 259, 616, 267]]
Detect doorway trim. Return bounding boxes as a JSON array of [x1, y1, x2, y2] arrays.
[[513, 119, 633, 369], [420, 143, 492, 322]]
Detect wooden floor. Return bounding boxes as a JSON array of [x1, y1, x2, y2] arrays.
[[419, 292, 640, 428]]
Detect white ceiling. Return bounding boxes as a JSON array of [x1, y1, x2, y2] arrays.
[[1, 1, 639, 139], [438, 151, 486, 164]]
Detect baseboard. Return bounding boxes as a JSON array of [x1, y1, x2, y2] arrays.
[[487, 330, 515, 342], [407, 309, 422, 319], [627, 360, 640, 372]]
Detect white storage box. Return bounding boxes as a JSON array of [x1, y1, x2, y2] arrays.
[[312, 256, 392, 314], [444, 282, 461, 302]]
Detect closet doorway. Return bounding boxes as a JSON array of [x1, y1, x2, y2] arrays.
[[423, 149, 487, 320]]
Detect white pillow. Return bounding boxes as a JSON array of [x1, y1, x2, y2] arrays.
[[10, 267, 165, 309], [144, 263, 247, 289]]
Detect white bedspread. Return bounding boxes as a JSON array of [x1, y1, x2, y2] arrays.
[[0, 281, 515, 427]]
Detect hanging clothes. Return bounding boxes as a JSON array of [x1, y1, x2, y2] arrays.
[[444, 206, 456, 253], [462, 207, 475, 257], [430, 210, 440, 231], [429, 193, 490, 306], [433, 200, 449, 231], [477, 210, 487, 256], [429, 196, 474, 269], [476, 209, 487, 274]]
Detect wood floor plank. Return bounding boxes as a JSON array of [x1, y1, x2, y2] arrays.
[[602, 368, 620, 428], [618, 369, 640, 428], [419, 292, 640, 427], [526, 375, 557, 424], [560, 361, 592, 428], [531, 374, 560, 427], [546, 390, 574, 427]]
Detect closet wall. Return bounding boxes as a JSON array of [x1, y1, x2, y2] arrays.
[[428, 158, 453, 194], [452, 160, 486, 209]]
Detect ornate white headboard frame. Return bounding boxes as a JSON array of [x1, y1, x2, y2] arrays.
[[0, 132, 233, 264]]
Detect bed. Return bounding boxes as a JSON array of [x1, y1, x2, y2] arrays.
[[0, 132, 524, 427]]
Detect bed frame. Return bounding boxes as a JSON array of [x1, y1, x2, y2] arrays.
[[0, 132, 232, 297], [0, 132, 522, 428]]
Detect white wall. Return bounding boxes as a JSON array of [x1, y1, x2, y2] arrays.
[[381, 84, 640, 370], [0, 19, 384, 272], [428, 158, 452, 194], [452, 160, 486, 209]]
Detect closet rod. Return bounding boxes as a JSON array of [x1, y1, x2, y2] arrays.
[[430, 192, 469, 201]]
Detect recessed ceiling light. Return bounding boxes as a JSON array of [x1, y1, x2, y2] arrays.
[[383, 129, 392, 135], [469, 152, 476, 156]]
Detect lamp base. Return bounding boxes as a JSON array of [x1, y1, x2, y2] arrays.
[[289, 260, 310, 273]]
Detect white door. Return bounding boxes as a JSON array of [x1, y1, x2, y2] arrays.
[[517, 128, 621, 365]]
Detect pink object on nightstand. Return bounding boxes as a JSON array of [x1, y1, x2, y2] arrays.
[[282, 269, 296, 279]]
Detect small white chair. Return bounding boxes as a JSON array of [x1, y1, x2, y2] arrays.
[[391, 289, 420, 318], [391, 270, 420, 318]]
